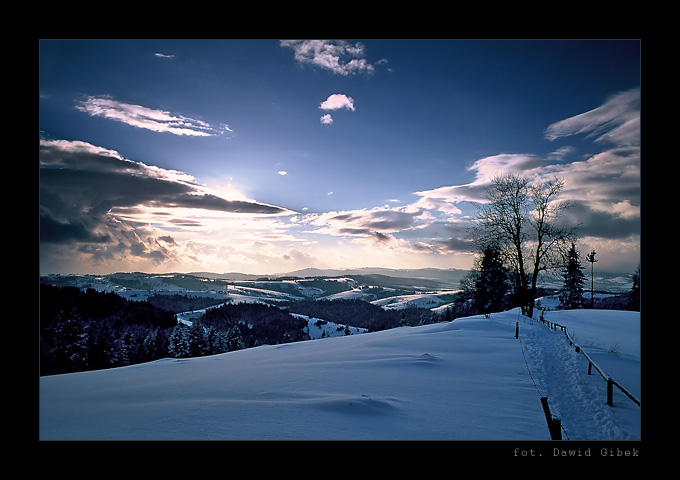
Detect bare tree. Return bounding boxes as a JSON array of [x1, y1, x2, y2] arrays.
[[471, 174, 577, 317]]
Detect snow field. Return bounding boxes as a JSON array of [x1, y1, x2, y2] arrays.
[[39, 309, 640, 441]]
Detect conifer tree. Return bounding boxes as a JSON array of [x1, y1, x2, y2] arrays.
[[168, 324, 191, 358], [189, 322, 209, 357], [116, 331, 135, 366], [142, 328, 163, 360], [474, 245, 510, 314], [87, 320, 117, 369], [45, 313, 89, 373], [226, 325, 246, 352], [629, 264, 640, 311], [558, 243, 586, 309]]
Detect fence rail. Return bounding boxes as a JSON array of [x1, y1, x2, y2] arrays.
[[536, 313, 640, 408]]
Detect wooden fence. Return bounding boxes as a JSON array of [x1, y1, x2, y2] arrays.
[[536, 314, 641, 408]]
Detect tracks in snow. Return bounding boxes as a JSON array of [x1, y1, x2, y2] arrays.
[[519, 318, 637, 440]]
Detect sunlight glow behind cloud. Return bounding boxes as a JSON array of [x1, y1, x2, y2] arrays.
[[39, 139, 294, 273]]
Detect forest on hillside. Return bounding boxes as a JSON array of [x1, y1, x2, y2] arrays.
[[279, 298, 449, 331], [39, 284, 177, 375], [41, 285, 453, 376]]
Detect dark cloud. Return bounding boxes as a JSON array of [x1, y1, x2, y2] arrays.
[[39, 139, 290, 267], [436, 237, 475, 253], [39, 209, 112, 244], [325, 208, 424, 234], [39, 141, 287, 218], [562, 201, 640, 240]]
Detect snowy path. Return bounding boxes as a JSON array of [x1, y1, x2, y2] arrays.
[[516, 315, 640, 440]]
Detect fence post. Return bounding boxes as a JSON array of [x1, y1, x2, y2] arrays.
[[588, 362, 592, 375], [515, 321, 519, 339], [552, 417, 562, 440], [540, 397, 562, 440], [607, 378, 614, 407]]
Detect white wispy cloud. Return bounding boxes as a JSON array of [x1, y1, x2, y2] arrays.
[[75, 95, 228, 137], [544, 87, 640, 146], [280, 40, 376, 76], [320, 114, 333, 125]]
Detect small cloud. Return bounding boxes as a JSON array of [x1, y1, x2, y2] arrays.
[[327, 191, 334, 196], [320, 114, 333, 125], [280, 40, 376, 76], [546, 146, 575, 162], [154, 53, 175, 59], [277, 170, 288, 176], [224, 124, 234, 132], [320, 94, 355, 111]]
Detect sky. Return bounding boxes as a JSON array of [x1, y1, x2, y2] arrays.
[[39, 39, 641, 276]]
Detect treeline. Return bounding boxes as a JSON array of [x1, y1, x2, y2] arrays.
[[280, 298, 449, 331], [39, 285, 472, 377], [200, 302, 310, 348], [40, 284, 177, 376], [39, 285, 312, 376], [145, 293, 226, 313]]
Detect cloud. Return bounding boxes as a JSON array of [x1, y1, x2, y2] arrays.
[[560, 200, 640, 240], [320, 94, 355, 111], [281, 40, 376, 76], [40, 139, 288, 217], [414, 153, 544, 206], [306, 205, 433, 241], [40, 139, 292, 268], [320, 114, 333, 125], [544, 87, 640, 146], [408, 88, 640, 270], [277, 170, 288, 176], [75, 95, 227, 137]]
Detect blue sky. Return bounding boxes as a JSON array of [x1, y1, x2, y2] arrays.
[[39, 39, 640, 275]]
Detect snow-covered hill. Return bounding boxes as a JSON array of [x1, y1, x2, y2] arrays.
[[39, 308, 640, 441]]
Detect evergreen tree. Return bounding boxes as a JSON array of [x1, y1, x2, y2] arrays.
[[87, 320, 117, 370], [189, 322, 209, 357], [168, 324, 191, 358], [474, 245, 510, 314], [558, 243, 587, 309], [142, 328, 163, 360], [629, 264, 640, 311], [116, 331, 135, 366], [204, 326, 221, 355], [226, 325, 246, 352], [45, 313, 89, 374]]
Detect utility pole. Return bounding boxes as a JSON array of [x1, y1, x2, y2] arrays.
[[586, 249, 597, 308]]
